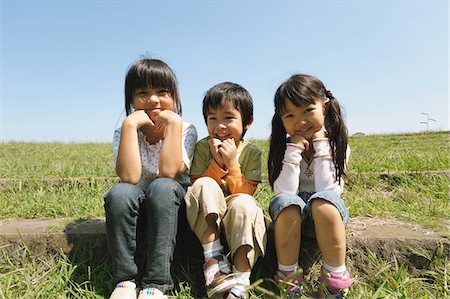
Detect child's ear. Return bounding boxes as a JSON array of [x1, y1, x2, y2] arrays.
[[323, 100, 331, 115], [245, 116, 254, 129]]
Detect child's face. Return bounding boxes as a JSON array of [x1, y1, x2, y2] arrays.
[[132, 87, 174, 122], [206, 101, 247, 145], [280, 98, 329, 140]]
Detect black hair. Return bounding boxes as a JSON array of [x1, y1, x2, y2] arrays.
[[124, 58, 181, 116], [202, 82, 253, 139], [268, 74, 349, 187]]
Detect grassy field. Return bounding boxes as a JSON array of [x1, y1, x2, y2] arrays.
[[0, 131, 448, 298]]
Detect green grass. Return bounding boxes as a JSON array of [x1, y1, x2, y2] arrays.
[[0, 131, 449, 298], [0, 178, 112, 219], [1, 132, 447, 233], [348, 132, 449, 173], [0, 142, 115, 179], [0, 244, 111, 299]]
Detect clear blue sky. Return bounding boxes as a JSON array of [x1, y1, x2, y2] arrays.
[[1, 0, 448, 142]]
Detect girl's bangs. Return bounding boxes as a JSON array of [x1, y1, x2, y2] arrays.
[[136, 67, 176, 93], [276, 84, 312, 115]]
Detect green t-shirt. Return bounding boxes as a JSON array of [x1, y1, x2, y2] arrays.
[[189, 137, 262, 193]]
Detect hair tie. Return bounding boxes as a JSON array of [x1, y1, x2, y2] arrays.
[[325, 90, 334, 100]]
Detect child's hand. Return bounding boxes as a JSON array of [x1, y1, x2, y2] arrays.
[[218, 138, 238, 170], [209, 138, 225, 168], [125, 110, 155, 128], [312, 131, 327, 140], [290, 135, 309, 151], [154, 110, 182, 136]]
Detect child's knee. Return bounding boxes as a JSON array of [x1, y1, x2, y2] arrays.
[[104, 183, 141, 214], [187, 177, 223, 203], [192, 176, 219, 189], [147, 177, 180, 194], [269, 192, 304, 221], [311, 198, 340, 220], [227, 194, 257, 213], [277, 205, 301, 222]]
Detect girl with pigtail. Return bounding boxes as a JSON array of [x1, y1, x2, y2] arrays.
[[268, 74, 354, 298]]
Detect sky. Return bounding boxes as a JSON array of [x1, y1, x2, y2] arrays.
[[1, 0, 448, 142]]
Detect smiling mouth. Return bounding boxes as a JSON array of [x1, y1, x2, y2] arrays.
[[145, 108, 162, 116], [295, 129, 311, 135]]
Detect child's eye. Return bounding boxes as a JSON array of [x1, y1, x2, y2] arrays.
[[158, 90, 171, 97], [283, 114, 294, 119], [135, 92, 148, 100], [226, 116, 236, 120]]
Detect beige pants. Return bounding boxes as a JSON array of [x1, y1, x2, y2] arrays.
[[185, 177, 267, 266]]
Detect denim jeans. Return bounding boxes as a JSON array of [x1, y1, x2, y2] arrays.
[[104, 178, 186, 292]]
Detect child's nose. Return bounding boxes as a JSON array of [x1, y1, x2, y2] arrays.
[[296, 117, 307, 126], [148, 94, 159, 102]]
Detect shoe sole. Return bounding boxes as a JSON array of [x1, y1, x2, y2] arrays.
[[206, 278, 236, 298]]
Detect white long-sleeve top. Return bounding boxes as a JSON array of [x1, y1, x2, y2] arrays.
[[273, 138, 349, 195]]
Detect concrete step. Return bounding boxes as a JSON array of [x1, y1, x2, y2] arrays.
[[0, 217, 448, 269]]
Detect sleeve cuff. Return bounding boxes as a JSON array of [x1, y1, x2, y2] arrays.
[[313, 138, 331, 157], [227, 164, 241, 177]]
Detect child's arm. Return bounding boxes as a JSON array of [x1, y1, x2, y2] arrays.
[[191, 139, 261, 195], [191, 137, 237, 185], [189, 138, 223, 183], [312, 136, 347, 194], [191, 158, 259, 195], [191, 159, 227, 184], [273, 142, 306, 194], [225, 165, 259, 195], [115, 111, 153, 184], [217, 139, 260, 195], [157, 110, 184, 178]]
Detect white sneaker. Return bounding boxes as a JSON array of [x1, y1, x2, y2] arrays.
[[137, 287, 168, 299], [109, 281, 138, 299]]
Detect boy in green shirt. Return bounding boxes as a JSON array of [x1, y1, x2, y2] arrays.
[[185, 82, 267, 299]]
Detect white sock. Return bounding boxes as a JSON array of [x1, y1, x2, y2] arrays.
[[140, 287, 164, 296], [202, 239, 223, 260], [116, 280, 136, 289], [278, 262, 299, 273], [323, 262, 346, 275], [230, 267, 251, 297]]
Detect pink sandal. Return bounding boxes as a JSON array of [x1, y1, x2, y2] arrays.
[[274, 268, 304, 298], [319, 267, 354, 298]]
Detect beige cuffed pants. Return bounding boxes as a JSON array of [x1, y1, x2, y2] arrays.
[[185, 177, 267, 266]]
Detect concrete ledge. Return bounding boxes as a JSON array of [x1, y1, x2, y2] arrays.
[[0, 217, 448, 268]]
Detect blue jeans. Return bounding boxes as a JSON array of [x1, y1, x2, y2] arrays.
[[104, 178, 186, 292], [269, 191, 349, 238]]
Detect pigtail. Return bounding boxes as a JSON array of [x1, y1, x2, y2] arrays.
[[324, 91, 348, 182], [268, 114, 287, 188]]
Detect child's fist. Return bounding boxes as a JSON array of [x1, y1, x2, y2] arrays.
[[208, 138, 225, 168], [290, 135, 309, 151]]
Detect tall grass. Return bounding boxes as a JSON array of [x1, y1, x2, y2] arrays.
[[1, 241, 448, 298]]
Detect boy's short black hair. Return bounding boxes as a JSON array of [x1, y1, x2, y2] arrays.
[[202, 82, 254, 134]]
